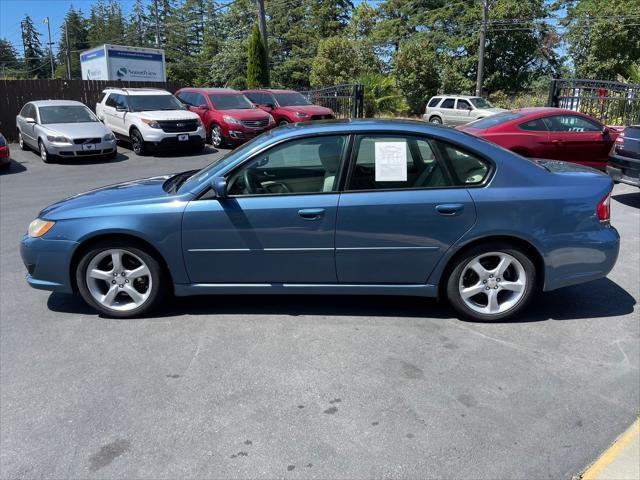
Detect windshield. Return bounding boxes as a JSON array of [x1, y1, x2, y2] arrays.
[[467, 112, 524, 129], [273, 92, 311, 107], [39, 105, 98, 124], [128, 94, 185, 112], [470, 97, 494, 109], [209, 94, 254, 110]]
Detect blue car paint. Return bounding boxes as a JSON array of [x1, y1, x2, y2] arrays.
[[20, 119, 619, 299]]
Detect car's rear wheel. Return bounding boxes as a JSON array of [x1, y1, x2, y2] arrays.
[[446, 243, 536, 321], [209, 125, 224, 148], [278, 120, 289, 126], [130, 129, 147, 156], [76, 241, 166, 318], [429, 116, 442, 124], [38, 139, 53, 163]]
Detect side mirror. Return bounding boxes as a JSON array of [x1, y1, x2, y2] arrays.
[[24, 117, 36, 124], [212, 177, 227, 198], [198, 104, 209, 111], [602, 126, 610, 136]]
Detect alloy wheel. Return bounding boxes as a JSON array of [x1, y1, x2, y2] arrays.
[[458, 252, 527, 315], [18, 132, 25, 150], [131, 131, 143, 155], [85, 249, 153, 312], [210, 126, 222, 147], [39, 141, 48, 162]]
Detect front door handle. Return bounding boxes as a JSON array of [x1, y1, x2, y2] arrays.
[[298, 208, 325, 220], [435, 204, 464, 216]]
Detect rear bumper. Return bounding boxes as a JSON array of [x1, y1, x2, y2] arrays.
[[607, 155, 640, 187], [20, 234, 78, 294], [543, 226, 620, 291]]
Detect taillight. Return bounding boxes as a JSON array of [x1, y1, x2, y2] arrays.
[[615, 133, 625, 145], [596, 192, 611, 222]]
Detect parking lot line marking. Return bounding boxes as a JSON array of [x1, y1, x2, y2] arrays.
[[582, 418, 639, 480]]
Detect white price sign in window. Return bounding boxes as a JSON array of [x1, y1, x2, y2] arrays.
[[375, 141, 407, 182]]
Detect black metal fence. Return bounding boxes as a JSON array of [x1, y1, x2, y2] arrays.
[[300, 84, 364, 119], [548, 78, 640, 126]]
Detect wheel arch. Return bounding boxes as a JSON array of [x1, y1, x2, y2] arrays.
[[435, 234, 545, 298], [429, 114, 442, 123], [69, 232, 175, 293]]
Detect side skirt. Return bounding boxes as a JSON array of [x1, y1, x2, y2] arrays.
[[174, 283, 439, 297]]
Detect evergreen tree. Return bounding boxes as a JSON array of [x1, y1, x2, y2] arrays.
[[87, 0, 126, 46], [21, 15, 48, 78], [394, 37, 439, 114], [0, 38, 20, 78], [309, 0, 353, 38], [247, 23, 269, 88], [126, 0, 153, 47], [55, 7, 89, 79]]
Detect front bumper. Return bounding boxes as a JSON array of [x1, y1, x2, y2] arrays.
[[20, 234, 78, 294], [224, 125, 272, 143], [48, 140, 117, 158], [607, 155, 640, 187], [142, 126, 206, 143]]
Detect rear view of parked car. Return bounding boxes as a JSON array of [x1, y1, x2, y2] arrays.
[[96, 88, 205, 155], [243, 89, 334, 126], [16, 100, 117, 163], [607, 125, 640, 188], [424, 95, 506, 126], [0, 133, 10, 170], [176, 88, 274, 148]]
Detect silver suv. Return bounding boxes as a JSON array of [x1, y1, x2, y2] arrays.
[[423, 95, 506, 126]]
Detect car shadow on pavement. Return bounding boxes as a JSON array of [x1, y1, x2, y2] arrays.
[[0, 160, 27, 175], [613, 191, 640, 209], [46, 277, 636, 323], [118, 145, 224, 158]]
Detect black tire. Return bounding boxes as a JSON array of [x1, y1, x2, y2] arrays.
[[38, 139, 54, 163], [130, 128, 147, 156], [278, 120, 289, 126], [445, 242, 537, 322], [429, 116, 442, 124], [76, 240, 167, 318], [18, 130, 28, 151], [209, 124, 224, 148]]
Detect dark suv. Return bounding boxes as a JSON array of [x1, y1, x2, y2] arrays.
[[607, 125, 640, 188], [242, 89, 334, 126]]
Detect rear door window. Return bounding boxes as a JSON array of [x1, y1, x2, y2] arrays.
[[428, 97, 442, 108], [518, 119, 548, 131], [440, 98, 455, 109], [544, 115, 602, 133]]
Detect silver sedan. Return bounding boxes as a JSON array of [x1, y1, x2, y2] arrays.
[[16, 100, 117, 163]]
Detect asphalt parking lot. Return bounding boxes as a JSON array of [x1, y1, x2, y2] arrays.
[[1, 143, 639, 479]]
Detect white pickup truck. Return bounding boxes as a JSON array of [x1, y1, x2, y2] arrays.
[[95, 87, 205, 155]]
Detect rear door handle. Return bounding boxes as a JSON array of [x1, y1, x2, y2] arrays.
[[435, 204, 464, 216], [551, 139, 563, 144], [298, 208, 325, 220]]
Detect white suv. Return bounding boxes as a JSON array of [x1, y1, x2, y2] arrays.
[[423, 95, 506, 127], [96, 88, 205, 155]]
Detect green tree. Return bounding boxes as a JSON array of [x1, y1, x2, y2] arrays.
[[126, 0, 153, 47], [55, 7, 89, 79], [0, 38, 20, 78], [359, 73, 406, 116], [310, 35, 379, 87], [348, 1, 378, 40], [21, 15, 48, 78], [563, 0, 640, 80], [394, 38, 439, 114], [309, 0, 353, 38], [247, 23, 269, 88], [87, 0, 126, 46]]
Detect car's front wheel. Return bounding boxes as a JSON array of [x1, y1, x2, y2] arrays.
[[446, 243, 536, 321], [278, 120, 289, 126], [209, 125, 224, 148], [18, 131, 27, 150], [130, 129, 147, 156], [76, 241, 166, 318], [38, 140, 53, 163]]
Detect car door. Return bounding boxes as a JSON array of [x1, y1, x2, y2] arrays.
[[544, 114, 609, 168], [439, 98, 456, 125], [454, 99, 473, 125], [335, 134, 481, 284], [181, 134, 349, 284], [19, 104, 38, 147], [102, 94, 128, 135]]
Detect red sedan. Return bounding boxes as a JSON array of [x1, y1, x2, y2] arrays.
[[458, 107, 620, 170]]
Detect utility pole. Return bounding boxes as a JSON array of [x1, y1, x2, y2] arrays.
[[153, 0, 161, 47], [43, 17, 54, 78], [475, 0, 489, 97], [255, 0, 269, 68], [64, 20, 72, 79]]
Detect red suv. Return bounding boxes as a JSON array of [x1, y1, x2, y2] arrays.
[[175, 88, 274, 147], [242, 89, 334, 126]]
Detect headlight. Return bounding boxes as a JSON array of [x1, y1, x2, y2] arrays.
[[223, 115, 242, 125], [268, 114, 275, 124], [46, 135, 72, 144], [294, 112, 310, 118], [103, 132, 116, 141], [141, 118, 161, 129], [28, 218, 55, 238]]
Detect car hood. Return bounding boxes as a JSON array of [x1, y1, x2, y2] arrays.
[[131, 110, 200, 121], [40, 174, 174, 220], [281, 105, 333, 116], [41, 122, 110, 139], [219, 109, 271, 120]]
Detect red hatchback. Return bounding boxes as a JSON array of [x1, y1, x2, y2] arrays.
[[458, 107, 620, 170], [175, 88, 274, 147], [242, 89, 334, 126]]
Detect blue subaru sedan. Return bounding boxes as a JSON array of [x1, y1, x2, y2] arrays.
[[20, 120, 619, 321]]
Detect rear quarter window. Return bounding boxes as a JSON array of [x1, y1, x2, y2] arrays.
[[468, 112, 524, 129], [428, 97, 442, 108]]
